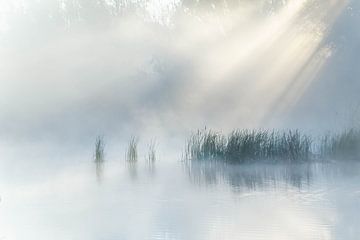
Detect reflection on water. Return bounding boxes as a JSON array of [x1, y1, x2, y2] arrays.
[[1, 148, 360, 240], [126, 137, 139, 180], [127, 160, 138, 180], [185, 160, 314, 191], [95, 159, 104, 183], [146, 140, 157, 177]]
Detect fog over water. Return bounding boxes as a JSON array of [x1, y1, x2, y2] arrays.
[[1, 156, 360, 240], [1, 0, 360, 146], [1, 1, 360, 240]]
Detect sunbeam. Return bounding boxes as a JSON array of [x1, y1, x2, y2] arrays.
[[177, 0, 349, 129]]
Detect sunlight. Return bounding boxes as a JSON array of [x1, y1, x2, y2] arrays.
[[145, 0, 181, 25], [1, 1, 359, 239], [184, 0, 349, 128], [257, 0, 349, 125]]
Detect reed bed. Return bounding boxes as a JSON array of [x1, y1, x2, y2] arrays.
[[185, 129, 313, 163], [92, 128, 360, 166], [320, 129, 360, 159]]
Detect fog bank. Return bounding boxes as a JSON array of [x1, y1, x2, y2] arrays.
[[0, 0, 359, 144]]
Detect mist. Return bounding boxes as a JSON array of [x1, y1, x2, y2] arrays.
[[2, 2, 360, 239], [1, 0, 359, 145]]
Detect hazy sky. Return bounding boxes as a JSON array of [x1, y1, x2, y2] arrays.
[[0, 0, 359, 143]]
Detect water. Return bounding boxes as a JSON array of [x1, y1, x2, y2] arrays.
[[1, 145, 359, 240]]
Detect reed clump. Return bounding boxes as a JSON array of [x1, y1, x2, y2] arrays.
[[185, 129, 312, 163], [185, 130, 226, 161], [147, 140, 156, 165], [126, 137, 138, 163], [320, 129, 360, 159], [94, 136, 105, 162]]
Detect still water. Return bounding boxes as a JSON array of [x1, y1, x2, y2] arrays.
[[0, 146, 359, 240]]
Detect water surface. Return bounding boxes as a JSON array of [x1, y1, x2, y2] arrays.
[[0, 146, 359, 240]]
